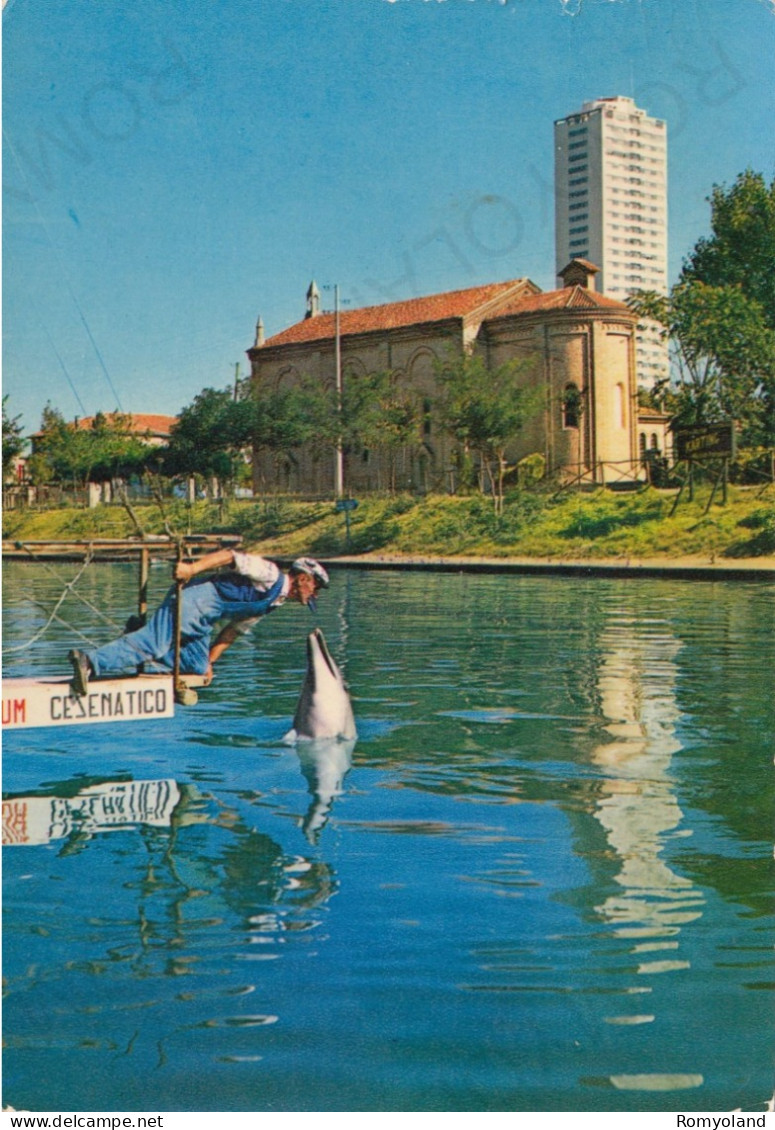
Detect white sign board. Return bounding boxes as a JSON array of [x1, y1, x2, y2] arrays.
[[2, 675, 175, 729]]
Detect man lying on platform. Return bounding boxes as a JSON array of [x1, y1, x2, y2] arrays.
[[67, 551, 330, 696]]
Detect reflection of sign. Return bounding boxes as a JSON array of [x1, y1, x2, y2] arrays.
[[2, 779, 182, 845], [1, 675, 174, 729], [335, 499, 359, 511], [674, 423, 735, 462]]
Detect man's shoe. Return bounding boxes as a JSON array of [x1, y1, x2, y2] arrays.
[[68, 649, 91, 696]]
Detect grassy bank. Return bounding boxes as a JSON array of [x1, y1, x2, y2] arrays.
[[3, 485, 775, 562]]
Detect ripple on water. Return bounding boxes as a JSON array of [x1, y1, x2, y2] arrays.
[[437, 708, 578, 724], [197, 1014, 278, 1028], [609, 1074, 704, 1091], [603, 1014, 656, 1025]]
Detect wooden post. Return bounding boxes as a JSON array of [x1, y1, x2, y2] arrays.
[[173, 545, 198, 706], [173, 576, 183, 689], [138, 548, 149, 626], [669, 465, 688, 517]]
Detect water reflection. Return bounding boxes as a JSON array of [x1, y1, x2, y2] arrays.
[[2, 743, 351, 963], [296, 738, 355, 843], [2, 778, 196, 848], [589, 614, 706, 1053], [591, 619, 704, 941], [3, 565, 772, 1112]]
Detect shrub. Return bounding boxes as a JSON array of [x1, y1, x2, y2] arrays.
[[516, 452, 546, 487]]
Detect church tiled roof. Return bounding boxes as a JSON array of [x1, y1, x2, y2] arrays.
[[489, 285, 632, 318], [260, 276, 632, 351], [262, 279, 537, 348]]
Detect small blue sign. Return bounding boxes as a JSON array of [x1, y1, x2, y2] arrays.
[[335, 499, 359, 511]]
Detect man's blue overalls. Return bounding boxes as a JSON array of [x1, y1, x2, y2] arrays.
[[85, 573, 286, 677]]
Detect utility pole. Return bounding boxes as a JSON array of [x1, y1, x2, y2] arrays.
[[233, 361, 240, 401], [334, 284, 344, 497]]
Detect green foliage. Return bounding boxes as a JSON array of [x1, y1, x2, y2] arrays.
[[435, 350, 541, 511], [252, 499, 292, 539], [381, 494, 417, 517], [31, 404, 153, 485], [560, 495, 666, 540], [729, 448, 775, 485], [2, 396, 25, 479], [630, 281, 775, 444], [161, 379, 322, 488], [4, 487, 774, 561], [238, 377, 330, 469], [726, 506, 775, 557], [515, 453, 546, 488], [469, 490, 545, 545], [630, 170, 775, 450], [162, 387, 238, 481], [340, 370, 420, 491], [681, 170, 775, 330]]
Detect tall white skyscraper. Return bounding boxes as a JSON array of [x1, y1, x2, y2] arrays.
[[554, 96, 669, 388]]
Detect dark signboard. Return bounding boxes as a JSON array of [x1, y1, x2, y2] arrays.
[[674, 423, 736, 463]]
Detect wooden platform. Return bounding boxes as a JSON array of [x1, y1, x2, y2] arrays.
[[2, 534, 242, 562]]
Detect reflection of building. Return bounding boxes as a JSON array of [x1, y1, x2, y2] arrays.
[[554, 96, 669, 389], [590, 623, 704, 960], [248, 259, 642, 493]]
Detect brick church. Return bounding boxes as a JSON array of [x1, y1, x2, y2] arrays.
[[247, 259, 655, 495]]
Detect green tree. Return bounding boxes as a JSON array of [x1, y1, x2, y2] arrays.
[[31, 404, 86, 484], [631, 282, 775, 445], [32, 405, 152, 486], [2, 396, 25, 480], [681, 170, 775, 329], [435, 351, 539, 512], [87, 412, 152, 481], [248, 369, 418, 495], [164, 381, 330, 494], [162, 388, 240, 486], [340, 369, 419, 492], [235, 377, 327, 487]]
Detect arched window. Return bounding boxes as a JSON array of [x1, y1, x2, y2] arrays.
[[650, 433, 659, 451], [616, 382, 627, 428], [639, 433, 647, 456], [563, 384, 581, 429]]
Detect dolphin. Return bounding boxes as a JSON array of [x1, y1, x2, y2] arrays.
[[284, 628, 357, 743]]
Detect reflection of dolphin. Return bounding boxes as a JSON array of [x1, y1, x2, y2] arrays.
[[285, 629, 357, 743], [297, 738, 355, 843]]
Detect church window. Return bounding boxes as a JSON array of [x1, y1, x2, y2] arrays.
[[563, 384, 582, 429]]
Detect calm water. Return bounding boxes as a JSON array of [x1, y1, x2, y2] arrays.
[[2, 561, 773, 1113]]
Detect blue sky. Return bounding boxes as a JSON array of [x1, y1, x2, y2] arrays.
[[3, 0, 774, 434]]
